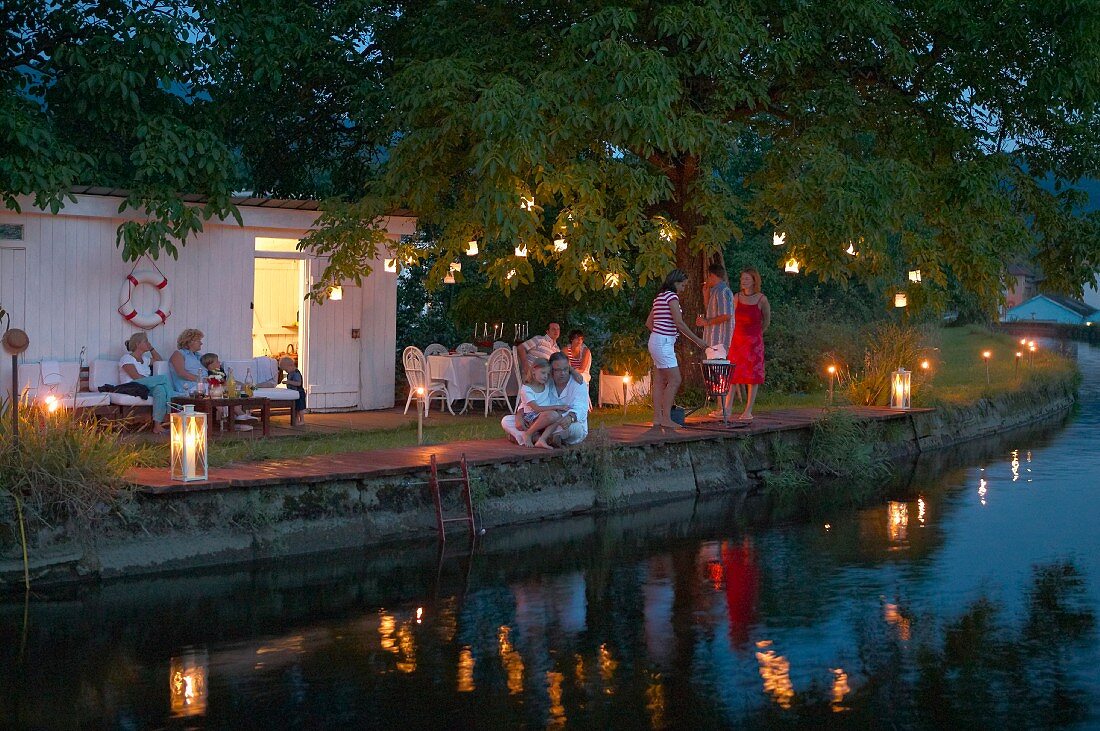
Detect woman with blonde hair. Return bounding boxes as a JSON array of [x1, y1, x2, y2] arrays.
[[119, 332, 172, 434], [168, 328, 208, 395], [646, 269, 706, 430], [727, 267, 770, 422]]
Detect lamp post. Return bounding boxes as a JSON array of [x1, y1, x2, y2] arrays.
[[826, 364, 837, 406], [1028, 341, 1037, 368], [1015, 351, 1022, 379], [416, 386, 425, 445], [981, 350, 992, 384], [622, 374, 631, 415], [2, 328, 30, 450]]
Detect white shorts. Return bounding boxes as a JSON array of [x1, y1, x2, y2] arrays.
[[648, 332, 678, 369]]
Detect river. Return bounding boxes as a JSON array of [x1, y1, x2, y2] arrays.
[[1, 344, 1098, 729]]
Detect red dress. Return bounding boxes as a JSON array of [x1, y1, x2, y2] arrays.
[[728, 296, 765, 385]]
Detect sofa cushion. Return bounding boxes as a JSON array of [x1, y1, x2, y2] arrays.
[[109, 393, 154, 406]]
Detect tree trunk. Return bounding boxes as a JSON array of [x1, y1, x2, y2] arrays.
[[664, 155, 710, 386]]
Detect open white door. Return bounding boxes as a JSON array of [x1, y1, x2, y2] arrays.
[[305, 259, 362, 410]]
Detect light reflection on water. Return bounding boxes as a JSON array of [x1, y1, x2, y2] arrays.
[[0, 344, 1097, 728]]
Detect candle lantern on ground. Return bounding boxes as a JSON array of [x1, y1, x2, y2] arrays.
[[890, 368, 911, 410], [826, 364, 837, 406], [171, 405, 208, 482], [416, 387, 425, 444], [981, 350, 992, 384], [169, 650, 209, 718]]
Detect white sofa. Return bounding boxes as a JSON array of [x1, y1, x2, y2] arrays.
[[34, 361, 111, 409], [90, 359, 162, 408]]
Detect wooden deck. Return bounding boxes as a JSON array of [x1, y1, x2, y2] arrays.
[[128, 406, 928, 495]]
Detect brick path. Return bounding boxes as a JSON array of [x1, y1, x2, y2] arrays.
[[129, 406, 925, 495]]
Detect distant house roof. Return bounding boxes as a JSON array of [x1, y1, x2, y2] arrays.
[[1041, 293, 1099, 318], [1007, 293, 1098, 321]]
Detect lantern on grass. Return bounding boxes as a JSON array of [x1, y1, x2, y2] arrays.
[[171, 405, 208, 482], [890, 368, 912, 410]]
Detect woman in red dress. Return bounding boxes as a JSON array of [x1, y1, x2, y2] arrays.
[[727, 267, 770, 422]]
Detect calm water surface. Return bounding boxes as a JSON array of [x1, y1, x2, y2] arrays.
[[2, 344, 1098, 729]]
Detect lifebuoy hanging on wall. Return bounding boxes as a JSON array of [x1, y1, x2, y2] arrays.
[[118, 268, 173, 329]]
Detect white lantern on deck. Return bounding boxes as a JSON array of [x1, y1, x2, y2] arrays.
[[890, 368, 912, 410], [171, 405, 208, 482]]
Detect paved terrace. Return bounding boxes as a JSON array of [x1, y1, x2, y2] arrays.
[[128, 406, 926, 495]]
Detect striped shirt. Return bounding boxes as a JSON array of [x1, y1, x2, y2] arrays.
[[650, 290, 680, 337], [521, 334, 559, 365], [563, 344, 589, 372], [704, 280, 735, 348]]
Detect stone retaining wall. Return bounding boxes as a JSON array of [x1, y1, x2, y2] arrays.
[[0, 375, 1079, 590]]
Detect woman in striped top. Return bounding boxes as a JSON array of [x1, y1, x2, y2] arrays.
[[646, 269, 707, 430], [562, 329, 592, 383]]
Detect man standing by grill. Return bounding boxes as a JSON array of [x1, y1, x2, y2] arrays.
[[697, 263, 738, 418]]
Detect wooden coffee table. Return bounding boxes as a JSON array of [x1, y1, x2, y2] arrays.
[[174, 396, 271, 436]]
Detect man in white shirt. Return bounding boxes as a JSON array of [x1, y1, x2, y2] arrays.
[[546, 352, 589, 446], [517, 322, 561, 375]]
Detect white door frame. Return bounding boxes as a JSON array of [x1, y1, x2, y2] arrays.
[[253, 251, 310, 387]]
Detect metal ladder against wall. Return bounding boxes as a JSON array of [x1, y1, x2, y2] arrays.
[[428, 453, 476, 541]]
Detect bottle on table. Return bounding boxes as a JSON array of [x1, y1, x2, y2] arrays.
[[226, 367, 238, 398], [243, 368, 254, 397]]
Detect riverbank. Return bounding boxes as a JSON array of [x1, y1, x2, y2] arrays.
[[0, 358, 1079, 590]]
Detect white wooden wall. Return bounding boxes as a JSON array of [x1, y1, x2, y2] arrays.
[[0, 195, 412, 411]]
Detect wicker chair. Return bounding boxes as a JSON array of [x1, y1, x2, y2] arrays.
[[423, 343, 449, 356], [455, 342, 479, 355], [463, 347, 514, 416], [402, 346, 453, 415]]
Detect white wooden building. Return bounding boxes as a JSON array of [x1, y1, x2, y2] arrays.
[[0, 189, 415, 411]]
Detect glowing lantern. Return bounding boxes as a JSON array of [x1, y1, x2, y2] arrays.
[[465, 239, 479, 256], [772, 231, 786, 246], [328, 286, 343, 301], [514, 245, 528, 258], [553, 236, 567, 252], [894, 292, 908, 308], [171, 405, 208, 482], [505, 269, 516, 280], [783, 258, 800, 274], [169, 651, 208, 718], [581, 255, 596, 272], [43, 394, 60, 413], [890, 368, 912, 410], [444, 273, 456, 284], [450, 261, 461, 273], [604, 272, 621, 287], [845, 242, 857, 256], [908, 269, 922, 283], [383, 258, 398, 273], [519, 196, 535, 211]]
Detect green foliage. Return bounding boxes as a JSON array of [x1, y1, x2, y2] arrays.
[[600, 333, 650, 377], [0, 399, 143, 532], [847, 322, 930, 406]]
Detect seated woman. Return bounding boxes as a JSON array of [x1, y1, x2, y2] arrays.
[[562, 329, 592, 384], [168, 328, 208, 395], [118, 332, 173, 434]]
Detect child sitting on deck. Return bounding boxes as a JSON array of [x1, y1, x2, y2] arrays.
[[516, 357, 569, 449], [279, 356, 306, 426], [200, 352, 257, 431]]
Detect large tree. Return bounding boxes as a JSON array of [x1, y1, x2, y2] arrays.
[[4, 0, 1100, 326], [301, 0, 1100, 325]]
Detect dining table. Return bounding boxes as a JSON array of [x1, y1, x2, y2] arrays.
[[426, 352, 518, 407]]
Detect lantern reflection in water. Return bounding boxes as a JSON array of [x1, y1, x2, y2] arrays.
[[831, 668, 850, 712], [887, 501, 909, 545], [979, 477, 988, 506], [169, 650, 209, 718], [755, 640, 794, 709], [645, 672, 666, 729], [547, 671, 566, 728], [918, 497, 926, 526], [1011, 449, 1020, 482], [498, 626, 525, 695], [457, 647, 475, 692], [598, 644, 618, 695], [884, 602, 912, 641]]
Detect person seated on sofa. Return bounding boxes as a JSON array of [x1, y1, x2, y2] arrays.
[[200, 352, 257, 431], [168, 328, 208, 395], [118, 332, 173, 434]]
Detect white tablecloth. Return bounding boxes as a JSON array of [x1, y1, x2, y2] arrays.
[[597, 372, 652, 406], [427, 354, 519, 406]]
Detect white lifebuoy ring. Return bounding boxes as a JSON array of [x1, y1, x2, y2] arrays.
[[118, 269, 172, 329]]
